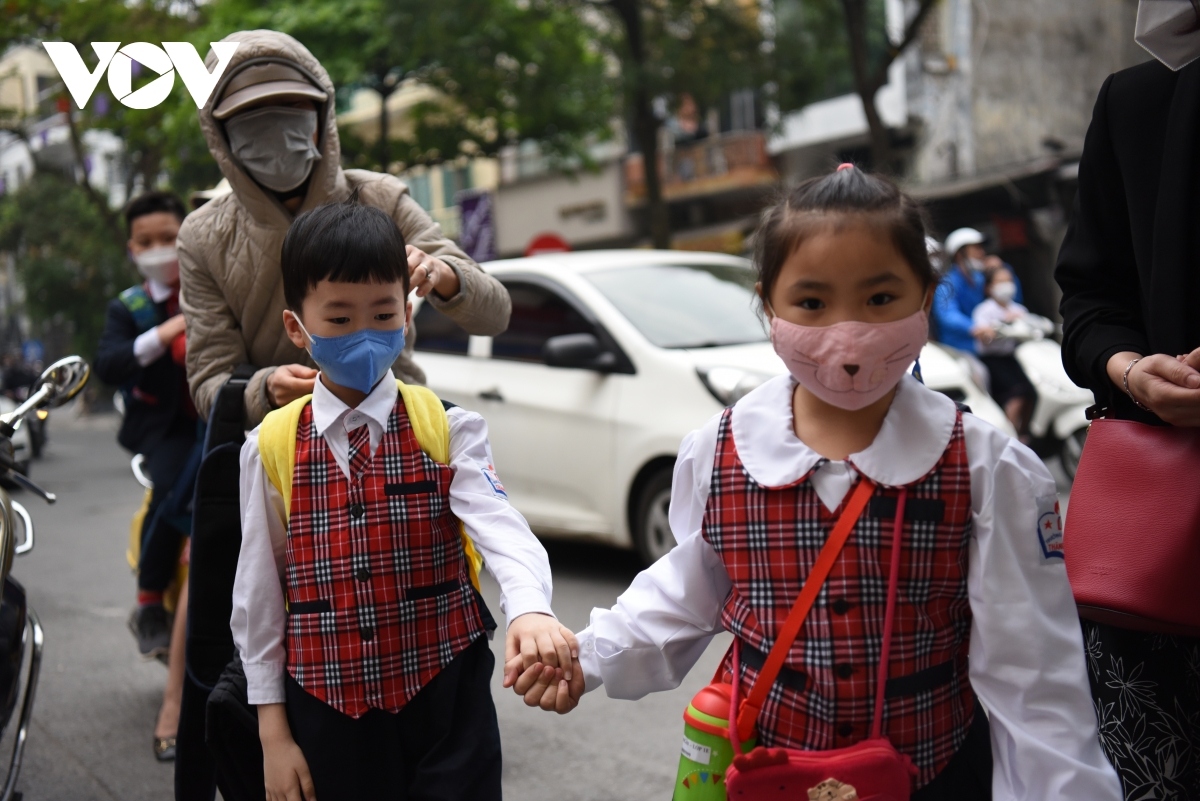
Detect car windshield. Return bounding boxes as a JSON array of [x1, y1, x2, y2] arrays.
[[585, 262, 768, 349]]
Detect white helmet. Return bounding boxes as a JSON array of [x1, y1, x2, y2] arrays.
[[944, 228, 985, 261]]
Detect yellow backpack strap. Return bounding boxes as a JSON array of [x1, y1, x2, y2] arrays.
[[258, 394, 313, 515], [396, 380, 483, 592]]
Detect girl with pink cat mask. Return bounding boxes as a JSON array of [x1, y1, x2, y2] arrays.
[[512, 166, 1120, 801]]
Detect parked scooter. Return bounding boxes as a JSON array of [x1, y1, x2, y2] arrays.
[[0, 356, 90, 799], [994, 319, 1094, 478]]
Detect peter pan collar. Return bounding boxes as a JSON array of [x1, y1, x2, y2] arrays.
[[310, 370, 398, 436], [730, 374, 957, 489]]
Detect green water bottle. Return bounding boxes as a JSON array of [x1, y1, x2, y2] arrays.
[[673, 682, 756, 800]]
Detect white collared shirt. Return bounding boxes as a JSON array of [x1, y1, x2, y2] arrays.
[[575, 374, 1121, 801], [232, 371, 555, 705]]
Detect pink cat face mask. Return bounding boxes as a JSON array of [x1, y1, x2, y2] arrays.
[[768, 309, 929, 410]]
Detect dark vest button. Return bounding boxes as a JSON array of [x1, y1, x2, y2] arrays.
[[355, 567, 371, 583], [836, 663, 854, 679], [838, 723, 854, 737], [350, 503, 365, 519], [360, 625, 375, 641], [832, 598, 851, 615]]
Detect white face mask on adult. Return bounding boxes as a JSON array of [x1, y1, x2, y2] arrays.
[[224, 107, 322, 193], [1136, 0, 1200, 70]]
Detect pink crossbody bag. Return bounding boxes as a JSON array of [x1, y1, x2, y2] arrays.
[[724, 479, 917, 800]]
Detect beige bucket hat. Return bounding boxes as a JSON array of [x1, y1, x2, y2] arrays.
[[212, 62, 328, 120]]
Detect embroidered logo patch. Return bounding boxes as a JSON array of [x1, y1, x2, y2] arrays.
[[482, 464, 508, 499], [1036, 496, 1064, 560]]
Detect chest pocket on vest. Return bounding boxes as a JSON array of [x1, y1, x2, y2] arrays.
[[386, 481, 438, 495], [869, 496, 945, 523]]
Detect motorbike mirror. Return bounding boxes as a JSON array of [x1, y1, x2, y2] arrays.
[[34, 356, 90, 408]]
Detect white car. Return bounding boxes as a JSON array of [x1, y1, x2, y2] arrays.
[[413, 251, 1013, 564]]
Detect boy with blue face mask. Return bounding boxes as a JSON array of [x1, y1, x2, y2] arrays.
[[231, 198, 571, 801]]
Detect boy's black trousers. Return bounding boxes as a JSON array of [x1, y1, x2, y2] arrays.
[[285, 635, 502, 801]]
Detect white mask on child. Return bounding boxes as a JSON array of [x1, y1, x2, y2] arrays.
[[133, 246, 179, 286], [991, 281, 1017, 305]]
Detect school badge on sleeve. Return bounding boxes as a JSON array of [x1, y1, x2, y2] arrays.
[[1036, 494, 1064, 560], [482, 464, 508, 499]]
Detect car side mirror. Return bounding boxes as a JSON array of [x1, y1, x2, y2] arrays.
[[543, 333, 617, 371]]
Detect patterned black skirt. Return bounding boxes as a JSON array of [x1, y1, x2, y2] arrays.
[[1083, 620, 1200, 800]]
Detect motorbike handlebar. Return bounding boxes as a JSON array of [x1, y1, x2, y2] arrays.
[[0, 385, 50, 439]]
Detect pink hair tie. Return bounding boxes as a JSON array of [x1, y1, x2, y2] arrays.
[[837, 163, 855, 172]]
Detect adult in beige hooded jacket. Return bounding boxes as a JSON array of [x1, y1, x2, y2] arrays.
[[178, 30, 510, 427]]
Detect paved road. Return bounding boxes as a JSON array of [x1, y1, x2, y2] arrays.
[[6, 411, 1072, 801], [6, 411, 726, 801]]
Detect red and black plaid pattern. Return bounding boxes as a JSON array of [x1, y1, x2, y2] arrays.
[[284, 401, 486, 719], [705, 409, 977, 787]]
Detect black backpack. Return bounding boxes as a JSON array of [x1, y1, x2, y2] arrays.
[[175, 366, 260, 801]]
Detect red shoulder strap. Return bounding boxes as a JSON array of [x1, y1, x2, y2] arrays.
[[734, 478, 876, 741]]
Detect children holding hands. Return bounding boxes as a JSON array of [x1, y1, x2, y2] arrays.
[[513, 167, 1121, 800], [237, 170, 1120, 801], [231, 198, 573, 801]]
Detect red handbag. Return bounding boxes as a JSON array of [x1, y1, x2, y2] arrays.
[[1063, 414, 1200, 636], [723, 480, 917, 801]]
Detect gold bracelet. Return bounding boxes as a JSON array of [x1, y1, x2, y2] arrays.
[[1122, 357, 1151, 411]]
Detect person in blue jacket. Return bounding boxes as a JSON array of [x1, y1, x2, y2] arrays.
[[932, 228, 1025, 356], [933, 228, 988, 353]]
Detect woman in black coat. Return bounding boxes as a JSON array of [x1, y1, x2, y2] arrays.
[[1056, 47, 1200, 801]]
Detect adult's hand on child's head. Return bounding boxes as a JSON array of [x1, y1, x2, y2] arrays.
[[503, 613, 577, 686], [406, 245, 460, 300], [511, 659, 585, 714], [267, 364, 318, 408]]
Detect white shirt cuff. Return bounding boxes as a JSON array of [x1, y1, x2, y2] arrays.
[[576, 626, 604, 693], [133, 327, 167, 367], [244, 661, 286, 706], [502, 587, 555, 626]]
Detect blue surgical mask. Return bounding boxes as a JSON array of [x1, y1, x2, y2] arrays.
[[292, 314, 406, 395]]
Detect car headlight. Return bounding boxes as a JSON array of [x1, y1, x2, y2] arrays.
[[697, 367, 773, 406]]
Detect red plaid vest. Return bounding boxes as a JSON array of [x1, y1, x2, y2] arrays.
[[704, 408, 976, 787], [284, 400, 486, 718]]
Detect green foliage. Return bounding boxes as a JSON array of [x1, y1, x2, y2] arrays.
[[0, 175, 137, 360], [772, 0, 890, 113], [205, 0, 616, 168], [616, 0, 768, 116]]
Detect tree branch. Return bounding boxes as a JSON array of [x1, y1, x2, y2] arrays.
[[63, 108, 123, 248], [868, 0, 938, 91]]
